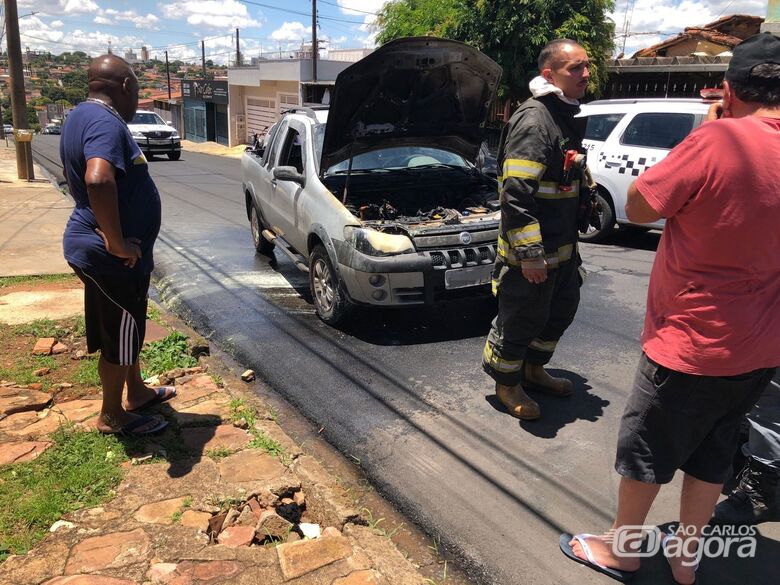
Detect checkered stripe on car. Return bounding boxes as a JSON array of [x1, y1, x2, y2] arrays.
[[599, 153, 658, 176]]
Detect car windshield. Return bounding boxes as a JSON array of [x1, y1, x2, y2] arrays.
[[325, 146, 469, 174], [131, 113, 166, 125]]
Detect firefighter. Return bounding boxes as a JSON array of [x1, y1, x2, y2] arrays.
[[482, 39, 590, 420]]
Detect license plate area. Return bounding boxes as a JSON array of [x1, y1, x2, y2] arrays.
[[444, 264, 492, 289]]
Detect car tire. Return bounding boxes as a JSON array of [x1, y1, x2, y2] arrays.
[[249, 204, 275, 256], [309, 244, 352, 326], [168, 151, 181, 161], [578, 189, 615, 244]]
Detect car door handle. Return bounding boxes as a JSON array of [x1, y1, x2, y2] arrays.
[[604, 161, 621, 168]]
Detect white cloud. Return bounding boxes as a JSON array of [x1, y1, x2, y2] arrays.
[[19, 0, 99, 15], [102, 9, 159, 29], [50, 20, 65, 28], [271, 21, 312, 43], [94, 16, 112, 25], [160, 0, 263, 29]]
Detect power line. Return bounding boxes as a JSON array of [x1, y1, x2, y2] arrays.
[[318, 0, 378, 16], [239, 0, 365, 24]]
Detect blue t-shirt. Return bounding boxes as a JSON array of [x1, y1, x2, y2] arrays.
[[61, 101, 161, 275]]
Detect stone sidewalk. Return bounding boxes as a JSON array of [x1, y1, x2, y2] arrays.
[[0, 143, 73, 277], [0, 314, 427, 585], [180, 140, 246, 159]]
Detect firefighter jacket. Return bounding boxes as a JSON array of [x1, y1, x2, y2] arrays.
[[496, 94, 586, 270]]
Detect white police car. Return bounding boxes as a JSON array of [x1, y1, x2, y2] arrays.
[[577, 99, 711, 242]]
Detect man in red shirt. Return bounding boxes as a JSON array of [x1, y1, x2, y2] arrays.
[[560, 33, 780, 583]]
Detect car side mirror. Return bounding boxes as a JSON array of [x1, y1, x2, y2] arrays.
[[273, 166, 305, 186], [165, 120, 174, 126]]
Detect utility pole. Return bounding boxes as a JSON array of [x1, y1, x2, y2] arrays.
[[201, 40, 206, 77], [165, 50, 172, 100], [235, 28, 240, 66], [4, 0, 34, 179], [311, 0, 318, 82]]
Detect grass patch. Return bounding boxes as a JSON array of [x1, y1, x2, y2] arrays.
[[73, 357, 100, 387], [12, 318, 68, 339], [0, 355, 58, 386], [0, 274, 75, 289], [229, 399, 288, 461], [0, 426, 126, 559], [139, 331, 197, 378], [205, 446, 235, 460], [146, 304, 163, 325]]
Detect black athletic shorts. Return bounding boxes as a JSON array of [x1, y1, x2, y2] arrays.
[[615, 352, 776, 485], [70, 264, 150, 366]]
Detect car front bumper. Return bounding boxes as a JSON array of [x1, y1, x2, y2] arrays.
[[134, 137, 181, 154], [333, 240, 497, 306]]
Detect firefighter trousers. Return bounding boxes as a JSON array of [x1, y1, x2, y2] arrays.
[[482, 258, 580, 386]]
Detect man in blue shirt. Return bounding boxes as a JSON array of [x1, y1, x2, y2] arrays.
[[62, 54, 174, 436]]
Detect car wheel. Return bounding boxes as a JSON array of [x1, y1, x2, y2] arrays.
[[168, 151, 181, 161], [578, 189, 615, 244], [309, 244, 351, 326], [249, 204, 275, 256]]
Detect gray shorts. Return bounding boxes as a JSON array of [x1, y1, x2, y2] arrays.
[[615, 353, 776, 484]]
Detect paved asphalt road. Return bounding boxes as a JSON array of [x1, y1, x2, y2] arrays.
[[33, 135, 778, 585]]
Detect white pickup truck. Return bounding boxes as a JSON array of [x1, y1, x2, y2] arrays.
[[241, 37, 503, 325]]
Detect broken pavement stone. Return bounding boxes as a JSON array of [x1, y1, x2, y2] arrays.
[[247, 497, 263, 519], [241, 369, 255, 382], [53, 398, 101, 423], [64, 528, 151, 574], [189, 336, 210, 358], [28, 382, 43, 391], [255, 510, 293, 540], [170, 398, 230, 427], [217, 525, 255, 547], [234, 505, 256, 527], [207, 511, 228, 537], [181, 424, 250, 454], [32, 337, 56, 356], [169, 374, 219, 408], [0, 441, 52, 465], [8, 410, 67, 438], [144, 320, 169, 344], [0, 387, 52, 417], [294, 491, 306, 507], [42, 576, 137, 585], [149, 562, 178, 583], [33, 367, 51, 377], [134, 496, 189, 525], [51, 342, 69, 355], [277, 534, 353, 580], [332, 570, 382, 585], [180, 510, 211, 531], [218, 449, 286, 484], [168, 561, 242, 582]]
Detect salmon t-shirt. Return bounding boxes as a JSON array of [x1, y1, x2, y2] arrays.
[[635, 116, 780, 376]]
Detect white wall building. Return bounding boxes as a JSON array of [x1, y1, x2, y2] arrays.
[[227, 58, 355, 147]]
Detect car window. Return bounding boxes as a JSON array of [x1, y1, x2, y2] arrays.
[[264, 121, 286, 168], [262, 122, 281, 166], [620, 113, 696, 149], [327, 147, 468, 173], [131, 112, 166, 125], [279, 127, 305, 174], [584, 114, 625, 141]]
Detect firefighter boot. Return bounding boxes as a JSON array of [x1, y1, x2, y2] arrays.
[[496, 383, 541, 421], [712, 457, 780, 525], [522, 362, 574, 397]]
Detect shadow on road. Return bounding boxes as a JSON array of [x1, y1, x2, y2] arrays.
[[593, 227, 662, 252], [485, 371, 610, 438]]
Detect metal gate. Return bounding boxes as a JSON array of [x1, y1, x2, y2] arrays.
[[246, 97, 276, 142]]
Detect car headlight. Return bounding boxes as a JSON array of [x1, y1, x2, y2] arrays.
[[172, 133, 180, 140], [343, 226, 414, 256], [130, 131, 144, 139]]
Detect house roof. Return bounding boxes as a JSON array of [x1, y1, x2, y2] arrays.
[[632, 14, 763, 58]]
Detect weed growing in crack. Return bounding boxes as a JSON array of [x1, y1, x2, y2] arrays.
[[139, 331, 197, 378], [206, 446, 235, 460]]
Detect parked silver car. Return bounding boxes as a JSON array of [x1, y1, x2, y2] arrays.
[[242, 37, 502, 325]]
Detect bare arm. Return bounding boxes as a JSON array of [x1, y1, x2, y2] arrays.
[[625, 181, 662, 224], [85, 157, 141, 268]]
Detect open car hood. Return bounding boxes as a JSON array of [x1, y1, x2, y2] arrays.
[[320, 37, 502, 172]]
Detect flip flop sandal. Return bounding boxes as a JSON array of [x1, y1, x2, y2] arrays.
[[101, 415, 168, 437], [560, 533, 638, 582], [127, 387, 177, 412], [662, 534, 699, 585]]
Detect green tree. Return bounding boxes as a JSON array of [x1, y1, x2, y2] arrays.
[[375, 0, 615, 101]]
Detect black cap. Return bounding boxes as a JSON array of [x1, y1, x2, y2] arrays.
[[725, 32, 780, 85]]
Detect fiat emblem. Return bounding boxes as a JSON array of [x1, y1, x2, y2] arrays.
[[459, 231, 472, 245]]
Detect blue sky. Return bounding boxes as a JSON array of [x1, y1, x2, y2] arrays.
[[3, 1, 771, 64]]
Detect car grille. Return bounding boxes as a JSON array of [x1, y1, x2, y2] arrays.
[[426, 244, 496, 269], [142, 131, 173, 139]]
